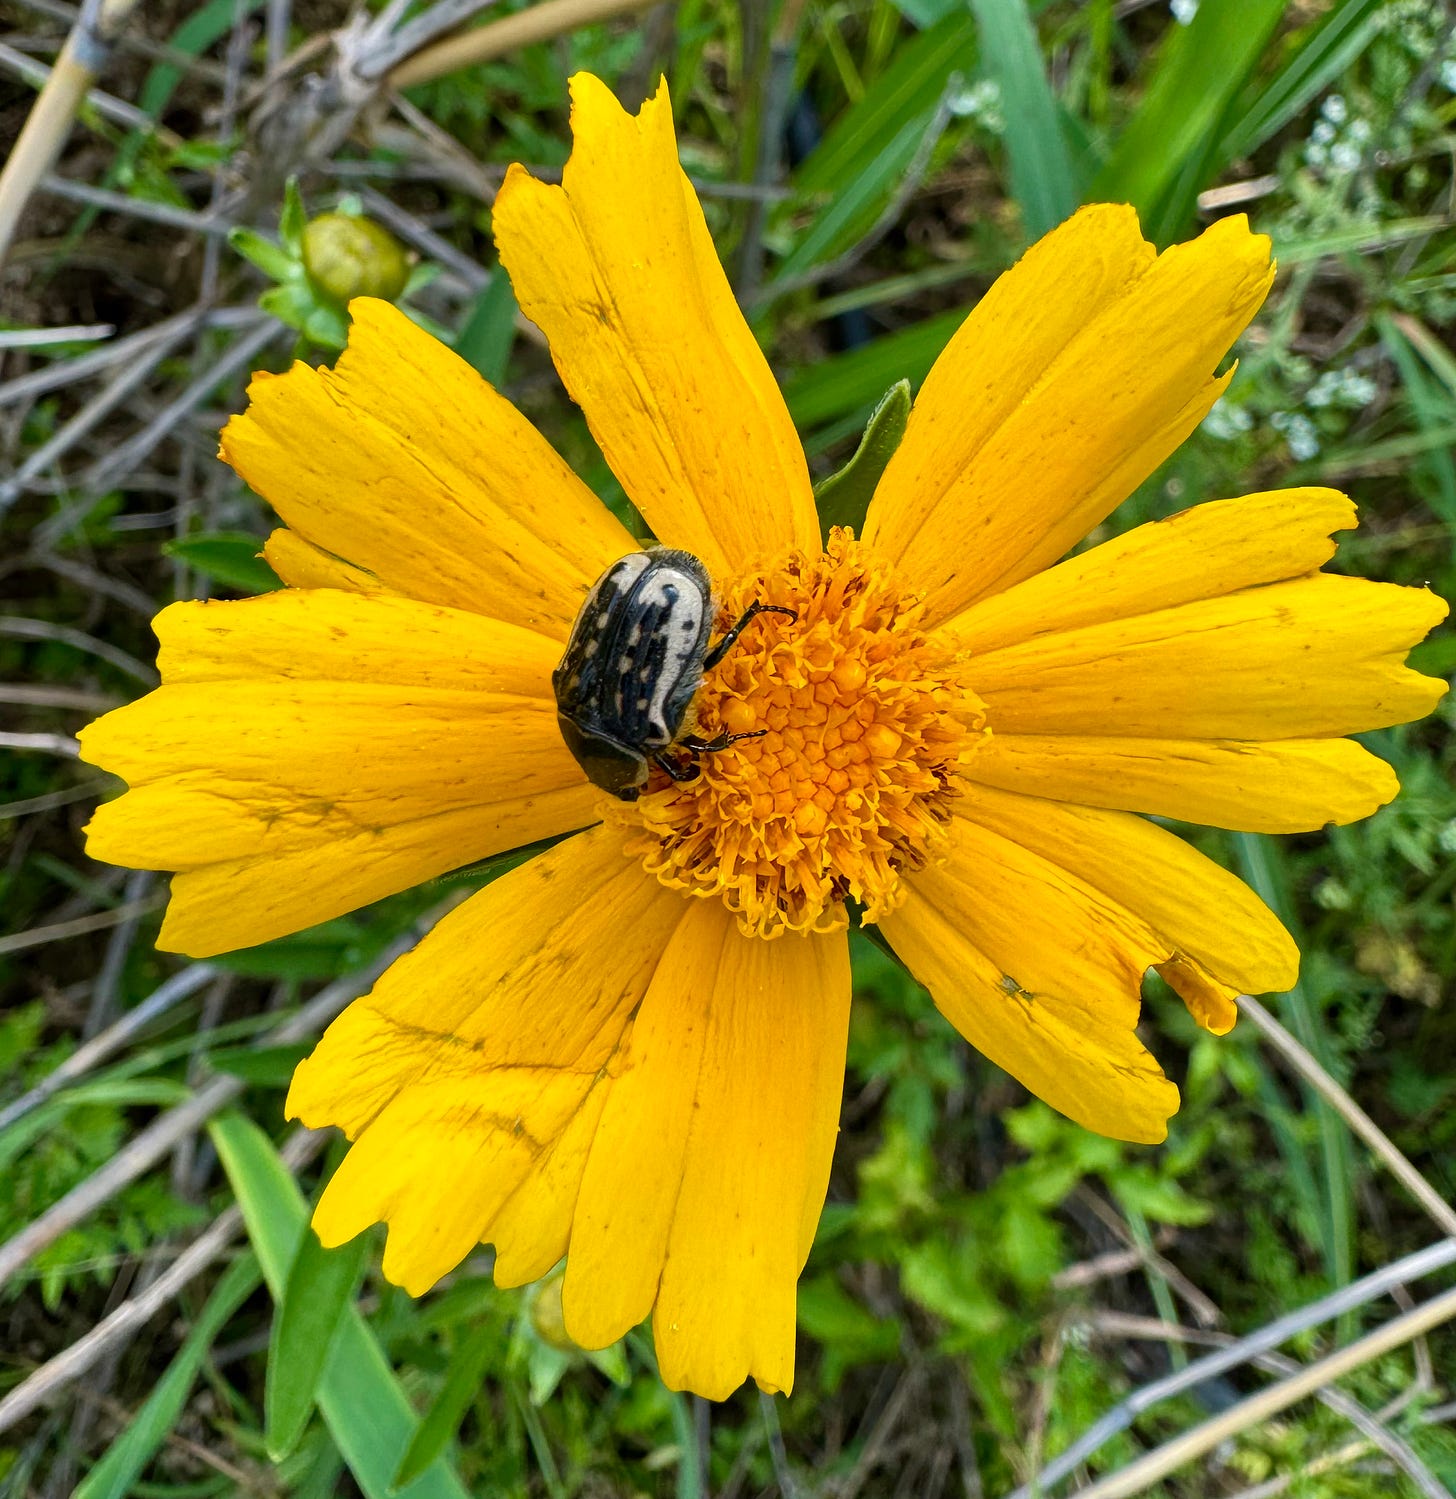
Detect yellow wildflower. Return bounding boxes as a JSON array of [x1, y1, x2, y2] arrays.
[[79, 74, 1447, 1400]]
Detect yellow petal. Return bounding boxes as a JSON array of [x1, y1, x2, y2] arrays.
[[884, 817, 1179, 1142], [219, 298, 634, 635], [563, 900, 850, 1399], [864, 209, 1274, 625], [1156, 957, 1240, 1035], [969, 574, 1448, 740], [493, 74, 817, 576], [297, 825, 683, 1294], [78, 590, 595, 956], [966, 734, 1399, 833], [261, 528, 392, 593], [955, 781, 1298, 996], [941, 488, 1357, 657]]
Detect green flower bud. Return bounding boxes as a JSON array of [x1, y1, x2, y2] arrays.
[[528, 1268, 577, 1352], [302, 213, 410, 303]]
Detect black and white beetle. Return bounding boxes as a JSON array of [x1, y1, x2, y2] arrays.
[[553, 548, 796, 800]]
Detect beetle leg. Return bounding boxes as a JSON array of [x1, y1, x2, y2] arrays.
[[702, 601, 798, 670], [651, 749, 703, 782], [679, 728, 770, 754]]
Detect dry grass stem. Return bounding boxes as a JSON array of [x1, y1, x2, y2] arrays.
[[1066, 1282, 1456, 1499], [1240, 993, 1456, 1240], [1012, 1236, 1456, 1498], [387, 0, 671, 90], [0, 1130, 326, 1437]]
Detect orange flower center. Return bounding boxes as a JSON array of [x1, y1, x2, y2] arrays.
[[623, 529, 985, 937]]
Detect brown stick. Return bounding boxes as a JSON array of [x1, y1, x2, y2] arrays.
[[388, 0, 670, 91]]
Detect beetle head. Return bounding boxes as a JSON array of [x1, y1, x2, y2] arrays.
[[557, 713, 649, 800]]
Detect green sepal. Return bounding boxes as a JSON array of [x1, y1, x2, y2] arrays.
[[279, 176, 307, 257], [228, 225, 297, 283], [813, 379, 912, 541]]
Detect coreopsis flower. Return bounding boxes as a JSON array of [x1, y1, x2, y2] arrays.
[[80, 74, 1447, 1400]]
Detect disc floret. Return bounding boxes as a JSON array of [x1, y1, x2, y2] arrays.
[[625, 529, 985, 936]]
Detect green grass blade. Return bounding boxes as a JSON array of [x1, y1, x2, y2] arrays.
[[1219, 0, 1385, 162], [784, 309, 962, 431], [1375, 313, 1456, 531], [453, 273, 519, 387], [1232, 833, 1355, 1298], [793, 16, 976, 197], [392, 1324, 499, 1489], [772, 112, 937, 284], [73, 1253, 262, 1499], [1275, 215, 1449, 264], [967, 0, 1078, 237], [1092, 0, 1285, 226], [266, 1227, 371, 1460], [209, 1113, 472, 1499]]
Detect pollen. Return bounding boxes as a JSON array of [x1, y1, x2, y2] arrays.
[[625, 529, 986, 937]]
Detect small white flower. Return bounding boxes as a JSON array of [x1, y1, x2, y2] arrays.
[[1271, 411, 1320, 462]]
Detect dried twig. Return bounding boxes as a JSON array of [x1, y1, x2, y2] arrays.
[[35, 173, 237, 236], [0, 617, 157, 686], [0, 307, 259, 408], [387, 0, 671, 90], [80, 319, 286, 497], [1074, 1187, 1221, 1328], [1066, 1283, 1456, 1499], [0, 325, 113, 350], [0, 316, 211, 515], [0, 908, 454, 1290], [0, 780, 111, 821], [0, 1129, 326, 1437], [0, 0, 147, 268], [1078, 1312, 1450, 1499], [1010, 1237, 1456, 1498], [0, 893, 165, 958], [0, 963, 217, 1133], [0, 731, 81, 756], [1239, 993, 1456, 1240]]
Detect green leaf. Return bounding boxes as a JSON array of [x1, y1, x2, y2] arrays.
[[814, 380, 911, 540], [267, 1227, 372, 1460], [207, 1041, 313, 1086], [162, 532, 282, 594], [73, 1253, 262, 1499], [1092, 0, 1286, 231], [454, 273, 519, 387], [302, 299, 351, 351], [209, 1113, 472, 1499], [967, 0, 1078, 237], [1409, 633, 1456, 676], [211, 915, 378, 980], [796, 1274, 900, 1392], [785, 310, 962, 433], [138, 0, 268, 119], [394, 1325, 499, 1489]]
